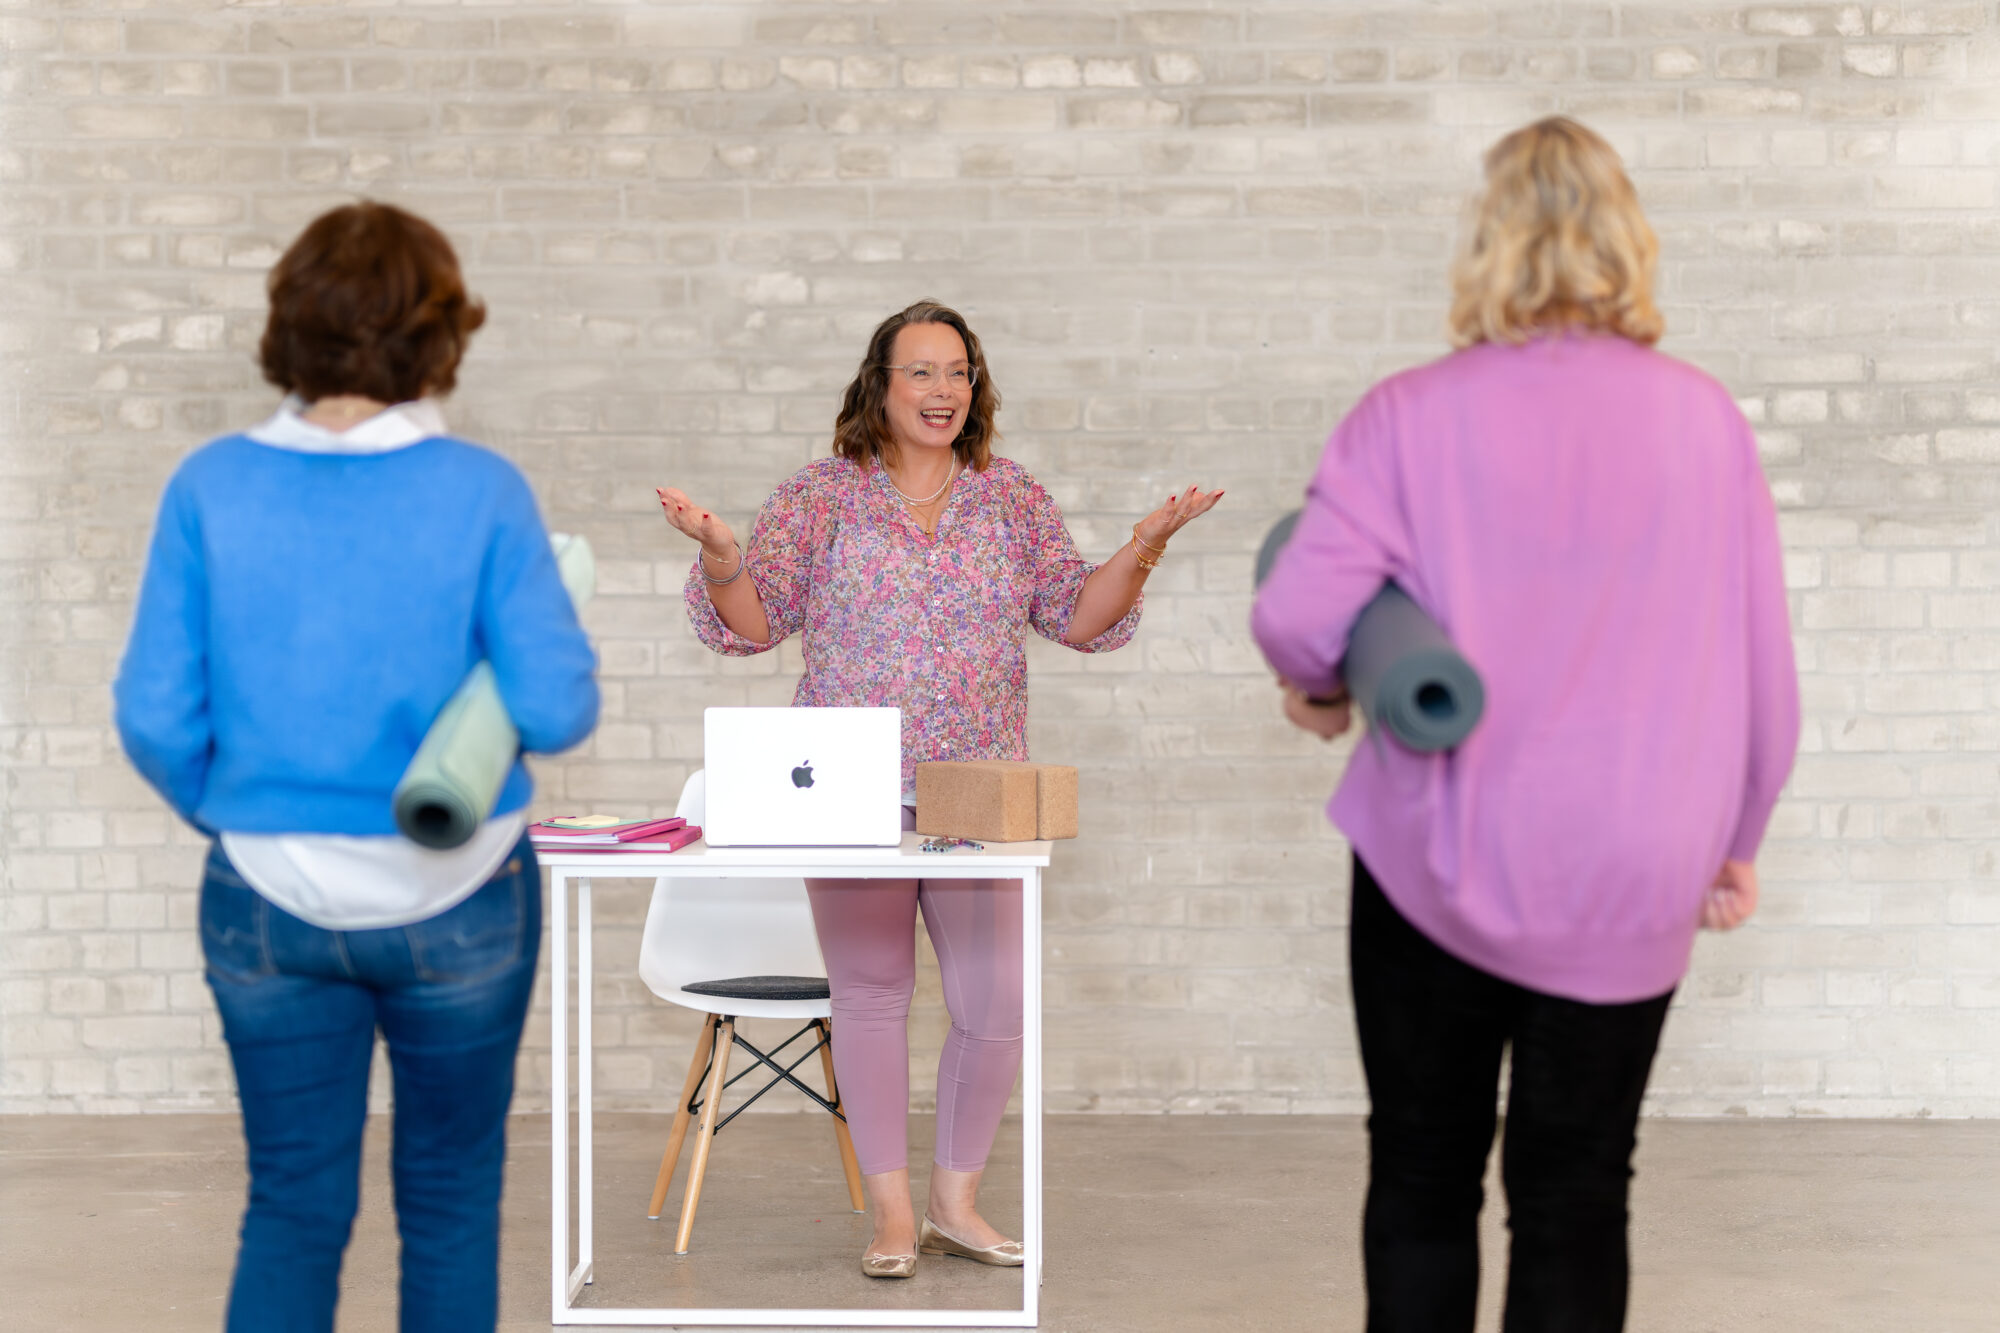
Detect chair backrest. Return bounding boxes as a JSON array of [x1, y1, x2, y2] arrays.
[[637, 769, 831, 1019]]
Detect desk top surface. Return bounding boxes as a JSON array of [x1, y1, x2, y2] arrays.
[[533, 830, 1053, 872]]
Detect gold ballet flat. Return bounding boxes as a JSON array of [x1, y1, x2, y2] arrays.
[[918, 1216, 1025, 1267], [860, 1250, 916, 1279]]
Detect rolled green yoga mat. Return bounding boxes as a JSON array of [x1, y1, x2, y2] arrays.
[[392, 533, 596, 849], [1255, 510, 1484, 753]]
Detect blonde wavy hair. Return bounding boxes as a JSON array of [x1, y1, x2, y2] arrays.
[[1447, 117, 1663, 348]]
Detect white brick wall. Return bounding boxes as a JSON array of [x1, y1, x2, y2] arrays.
[[4, 2, 1999, 1117]]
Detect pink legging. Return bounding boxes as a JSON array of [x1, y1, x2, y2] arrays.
[[804, 855, 1022, 1176]]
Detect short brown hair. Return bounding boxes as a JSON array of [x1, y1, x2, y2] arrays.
[[832, 301, 1000, 471], [1447, 116, 1664, 349], [259, 201, 487, 404]]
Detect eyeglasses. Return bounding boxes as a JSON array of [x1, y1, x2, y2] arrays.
[[882, 361, 978, 390]]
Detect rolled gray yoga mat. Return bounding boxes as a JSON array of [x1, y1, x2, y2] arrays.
[[392, 533, 596, 849], [1255, 510, 1484, 753]]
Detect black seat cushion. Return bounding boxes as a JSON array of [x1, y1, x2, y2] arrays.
[[681, 975, 830, 1002]]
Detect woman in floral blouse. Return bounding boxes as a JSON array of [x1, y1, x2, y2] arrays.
[[661, 300, 1219, 1278]]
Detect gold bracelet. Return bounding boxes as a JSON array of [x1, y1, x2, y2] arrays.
[[1131, 525, 1167, 556], [1130, 536, 1161, 571]]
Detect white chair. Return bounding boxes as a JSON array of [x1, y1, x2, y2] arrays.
[[637, 768, 866, 1253]]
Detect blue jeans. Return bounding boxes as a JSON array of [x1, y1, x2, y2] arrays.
[[201, 837, 541, 1333]]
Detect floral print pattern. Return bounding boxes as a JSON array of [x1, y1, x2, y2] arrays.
[[684, 456, 1141, 794]]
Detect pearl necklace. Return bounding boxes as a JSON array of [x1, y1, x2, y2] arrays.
[[887, 467, 954, 506]]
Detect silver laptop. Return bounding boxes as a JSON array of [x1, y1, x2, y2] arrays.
[[702, 707, 903, 847]]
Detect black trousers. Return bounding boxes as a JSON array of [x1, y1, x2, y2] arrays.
[[1350, 855, 1675, 1333]]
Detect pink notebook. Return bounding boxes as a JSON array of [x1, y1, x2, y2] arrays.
[[533, 824, 701, 853]]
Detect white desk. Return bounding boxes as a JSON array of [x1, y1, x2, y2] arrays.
[[543, 833, 1053, 1328]]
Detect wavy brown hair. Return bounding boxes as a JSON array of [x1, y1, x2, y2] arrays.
[[1448, 117, 1663, 349], [260, 201, 487, 404], [832, 300, 1000, 471]]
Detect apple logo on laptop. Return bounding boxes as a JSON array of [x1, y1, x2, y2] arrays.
[[791, 760, 815, 789]]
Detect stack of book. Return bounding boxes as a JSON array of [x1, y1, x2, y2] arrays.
[[529, 814, 701, 852]]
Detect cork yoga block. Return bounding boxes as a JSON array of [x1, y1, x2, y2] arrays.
[[914, 761, 1079, 842]]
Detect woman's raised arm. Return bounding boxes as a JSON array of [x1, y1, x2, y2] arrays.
[[658, 485, 771, 645], [1064, 483, 1224, 645]]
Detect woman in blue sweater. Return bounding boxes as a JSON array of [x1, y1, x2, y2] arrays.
[[114, 202, 598, 1333]]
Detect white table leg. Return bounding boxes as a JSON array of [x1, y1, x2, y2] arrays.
[[1023, 866, 1043, 1320], [578, 875, 595, 1283], [550, 867, 570, 1319]]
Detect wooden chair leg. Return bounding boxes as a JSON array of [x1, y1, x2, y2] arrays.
[[816, 1018, 867, 1213], [673, 1017, 735, 1255], [648, 1015, 719, 1220]]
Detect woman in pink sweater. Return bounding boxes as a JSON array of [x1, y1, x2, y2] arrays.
[[1252, 118, 1799, 1332]]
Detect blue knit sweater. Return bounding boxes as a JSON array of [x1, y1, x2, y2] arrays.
[[114, 433, 599, 835]]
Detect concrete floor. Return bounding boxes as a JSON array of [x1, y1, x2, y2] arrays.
[[4, 1113, 1997, 1332]]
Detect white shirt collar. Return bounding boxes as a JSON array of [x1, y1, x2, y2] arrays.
[[245, 395, 448, 455]]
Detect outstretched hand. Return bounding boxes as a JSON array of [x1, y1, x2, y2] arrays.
[[656, 487, 739, 560], [1134, 484, 1224, 550]]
